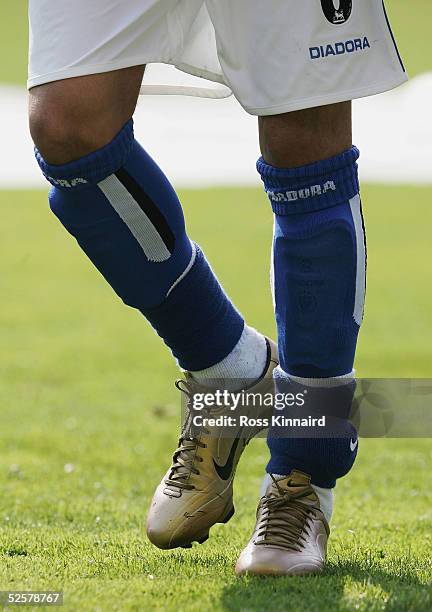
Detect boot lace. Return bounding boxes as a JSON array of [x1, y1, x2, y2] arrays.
[[164, 379, 209, 491], [255, 476, 316, 550]]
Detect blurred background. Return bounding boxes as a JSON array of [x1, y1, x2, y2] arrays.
[[1, 2, 431, 610]]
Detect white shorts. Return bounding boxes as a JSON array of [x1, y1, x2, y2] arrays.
[[28, 0, 407, 115]]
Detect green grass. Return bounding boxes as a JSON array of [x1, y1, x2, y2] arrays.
[[1, 186, 432, 610], [1, 0, 432, 85]]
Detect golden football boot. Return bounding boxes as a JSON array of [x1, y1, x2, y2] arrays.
[[236, 470, 329, 576], [146, 338, 278, 549]]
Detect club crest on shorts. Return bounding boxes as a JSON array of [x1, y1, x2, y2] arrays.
[[321, 0, 353, 25]]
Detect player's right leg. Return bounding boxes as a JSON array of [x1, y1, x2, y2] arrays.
[[31, 68, 278, 548], [30, 69, 251, 372], [29, 1, 278, 549]]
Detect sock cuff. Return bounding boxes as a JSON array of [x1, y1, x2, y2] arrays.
[[274, 366, 355, 388], [257, 146, 360, 215], [35, 119, 135, 190], [190, 325, 267, 388]]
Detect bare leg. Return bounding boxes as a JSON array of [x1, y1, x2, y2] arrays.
[[29, 65, 145, 164], [259, 101, 352, 167]]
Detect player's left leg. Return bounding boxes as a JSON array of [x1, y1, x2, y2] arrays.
[[203, 0, 405, 576], [236, 101, 364, 576]]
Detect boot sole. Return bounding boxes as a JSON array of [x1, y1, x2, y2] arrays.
[[180, 504, 235, 549]]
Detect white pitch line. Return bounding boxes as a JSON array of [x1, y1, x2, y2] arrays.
[[1, 69, 431, 189]]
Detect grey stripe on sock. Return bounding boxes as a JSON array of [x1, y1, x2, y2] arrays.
[[349, 194, 366, 326], [166, 242, 197, 297], [98, 174, 171, 263]]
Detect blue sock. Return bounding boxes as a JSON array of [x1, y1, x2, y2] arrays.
[[35, 120, 244, 370], [258, 147, 366, 488]]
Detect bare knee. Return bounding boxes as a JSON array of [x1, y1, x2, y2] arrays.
[[29, 66, 144, 165], [259, 101, 352, 168]]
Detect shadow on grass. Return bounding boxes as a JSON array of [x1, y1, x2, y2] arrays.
[[220, 562, 432, 611]]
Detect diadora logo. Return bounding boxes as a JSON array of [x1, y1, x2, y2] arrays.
[[267, 181, 336, 203], [321, 0, 353, 25], [46, 176, 88, 188], [310, 37, 371, 60]]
